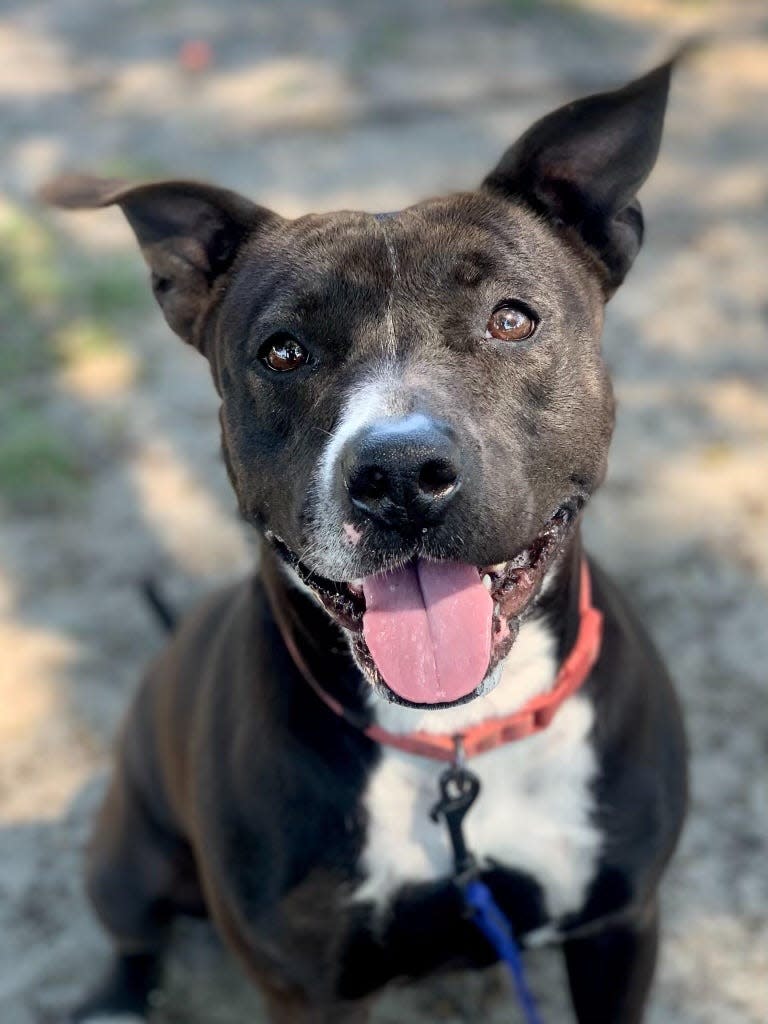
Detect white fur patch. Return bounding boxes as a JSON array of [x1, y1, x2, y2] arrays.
[[377, 218, 400, 356], [317, 377, 400, 494], [353, 618, 601, 924]]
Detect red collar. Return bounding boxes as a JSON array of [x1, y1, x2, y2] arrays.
[[279, 559, 603, 762]]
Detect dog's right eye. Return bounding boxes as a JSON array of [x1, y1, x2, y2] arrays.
[[259, 333, 309, 373], [485, 303, 537, 343]]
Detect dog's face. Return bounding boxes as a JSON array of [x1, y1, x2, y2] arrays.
[[44, 60, 673, 708], [213, 194, 613, 708]]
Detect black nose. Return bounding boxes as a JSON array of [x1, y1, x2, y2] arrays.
[[340, 414, 463, 529]]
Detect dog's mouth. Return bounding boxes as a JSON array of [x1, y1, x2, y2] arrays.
[[276, 502, 580, 708]]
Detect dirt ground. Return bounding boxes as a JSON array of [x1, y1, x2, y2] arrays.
[[1, 1, 766, 1021]]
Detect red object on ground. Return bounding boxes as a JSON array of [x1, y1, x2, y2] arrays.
[[179, 40, 212, 73]]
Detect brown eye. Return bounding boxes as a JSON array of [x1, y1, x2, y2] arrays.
[[485, 304, 537, 343], [260, 333, 309, 372]]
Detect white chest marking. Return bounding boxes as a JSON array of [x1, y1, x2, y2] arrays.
[[353, 618, 602, 921]]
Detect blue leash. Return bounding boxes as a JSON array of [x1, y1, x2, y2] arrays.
[[463, 877, 543, 1024], [430, 747, 543, 1024]]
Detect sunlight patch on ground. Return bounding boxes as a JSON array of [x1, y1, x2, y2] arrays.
[[129, 438, 250, 576], [0, 572, 91, 822], [102, 54, 351, 126], [0, 23, 71, 99], [660, 910, 768, 1021]]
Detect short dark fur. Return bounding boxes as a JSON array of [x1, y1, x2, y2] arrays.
[[43, 56, 687, 1023]]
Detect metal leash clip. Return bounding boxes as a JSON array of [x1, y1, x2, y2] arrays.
[[429, 736, 482, 883]]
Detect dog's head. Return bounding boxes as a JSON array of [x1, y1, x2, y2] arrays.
[[43, 60, 674, 709]]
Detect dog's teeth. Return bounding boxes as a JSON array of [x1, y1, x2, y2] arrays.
[[482, 574, 492, 591], [348, 580, 364, 596], [490, 562, 507, 573]]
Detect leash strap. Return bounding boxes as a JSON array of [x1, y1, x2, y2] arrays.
[[464, 878, 544, 1024], [430, 744, 543, 1024]]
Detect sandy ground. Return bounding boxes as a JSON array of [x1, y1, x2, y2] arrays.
[[1, 1, 767, 1021]]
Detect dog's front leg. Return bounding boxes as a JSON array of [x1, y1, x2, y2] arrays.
[[562, 899, 660, 1024]]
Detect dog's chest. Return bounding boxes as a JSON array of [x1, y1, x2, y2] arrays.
[[352, 694, 601, 921]]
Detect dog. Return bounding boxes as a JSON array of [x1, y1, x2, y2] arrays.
[[43, 54, 687, 1024]]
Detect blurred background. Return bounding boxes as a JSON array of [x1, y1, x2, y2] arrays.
[[0, 1, 766, 1021]]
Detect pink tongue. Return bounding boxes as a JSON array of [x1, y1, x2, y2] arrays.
[[362, 560, 493, 705]]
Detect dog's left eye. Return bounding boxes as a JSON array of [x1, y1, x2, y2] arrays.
[[259, 333, 309, 372], [485, 304, 537, 343]]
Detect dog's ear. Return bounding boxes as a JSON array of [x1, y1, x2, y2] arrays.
[[40, 175, 278, 347], [483, 57, 678, 294]]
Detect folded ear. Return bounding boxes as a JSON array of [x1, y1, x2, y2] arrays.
[[40, 175, 278, 347], [483, 57, 679, 294]]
